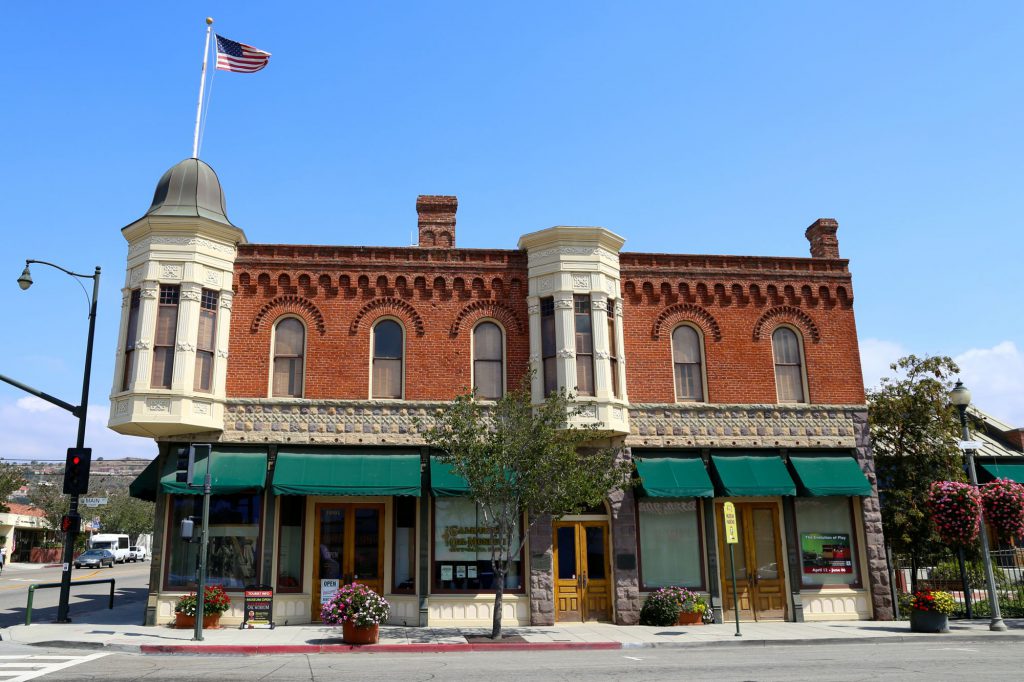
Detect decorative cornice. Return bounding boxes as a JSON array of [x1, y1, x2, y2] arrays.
[[250, 295, 327, 336], [752, 305, 821, 343], [129, 235, 236, 257], [651, 303, 722, 342]]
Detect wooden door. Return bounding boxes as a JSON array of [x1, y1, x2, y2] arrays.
[[312, 503, 385, 620], [717, 502, 786, 622], [553, 521, 612, 622]]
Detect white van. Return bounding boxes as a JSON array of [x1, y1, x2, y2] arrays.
[[89, 534, 132, 563]]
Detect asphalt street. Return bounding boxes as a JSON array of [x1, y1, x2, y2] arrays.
[[0, 639, 1014, 681], [0, 561, 151, 628]]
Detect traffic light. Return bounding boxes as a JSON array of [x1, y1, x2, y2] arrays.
[[60, 513, 81, 534], [62, 447, 92, 495], [174, 445, 195, 484]]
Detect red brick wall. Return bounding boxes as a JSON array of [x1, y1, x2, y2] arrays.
[[227, 245, 531, 400]]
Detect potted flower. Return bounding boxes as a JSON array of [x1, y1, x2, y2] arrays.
[[320, 583, 390, 644], [907, 590, 954, 633], [174, 584, 232, 629], [639, 586, 709, 626]]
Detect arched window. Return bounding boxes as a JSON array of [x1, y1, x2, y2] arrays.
[[672, 325, 704, 401], [473, 321, 504, 400], [772, 326, 805, 403], [272, 317, 305, 397], [372, 319, 403, 399]]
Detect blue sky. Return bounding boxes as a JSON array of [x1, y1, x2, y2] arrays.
[[1, 3, 1022, 461]]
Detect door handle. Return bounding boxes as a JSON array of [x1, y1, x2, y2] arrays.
[[582, 572, 588, 589]]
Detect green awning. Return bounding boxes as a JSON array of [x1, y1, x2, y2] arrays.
[[129, 458, 159, 502], [789, 455, 873, 496], [980, 461, 1024, 484], [273, 451, 421, 496], [635, 457, 714, 498], [710, 454, 796, 496], [160, 447, 268, 495], [430, 457, 470, 497]]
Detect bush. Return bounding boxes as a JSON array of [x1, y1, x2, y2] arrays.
[[930, 559, 1007, 589], [320, 583, 390, 627], [640, 587, 708, 626]]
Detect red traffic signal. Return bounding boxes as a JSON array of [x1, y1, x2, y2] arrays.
[[63, 447, 92, 495], [60, 514, 81, 534]]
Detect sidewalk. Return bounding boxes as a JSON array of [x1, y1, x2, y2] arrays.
[[2, 599, 1022, 655]]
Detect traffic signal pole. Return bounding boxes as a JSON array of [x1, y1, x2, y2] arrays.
[[194, 461, 212, 642]]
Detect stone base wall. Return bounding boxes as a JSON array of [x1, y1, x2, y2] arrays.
[[528, 516, 554, 626], [853, 409, 894, 620]]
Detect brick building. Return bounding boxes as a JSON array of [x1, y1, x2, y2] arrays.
[[119, 158, 892, 627]]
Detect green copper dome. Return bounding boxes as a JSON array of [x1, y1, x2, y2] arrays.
[[145, 158, 234, 227]]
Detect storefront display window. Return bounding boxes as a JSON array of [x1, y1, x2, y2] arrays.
[[393, 496, 416, 593], [638, 499, 703, 589], [795, 497, 860, 587], [433, 498, 522, 592], [166, 494, 262, 590], [277, 496, 304, 592]]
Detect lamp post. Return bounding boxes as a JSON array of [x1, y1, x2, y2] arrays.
[[15, 260, 100, 623], [949, 380, 1007, 632]]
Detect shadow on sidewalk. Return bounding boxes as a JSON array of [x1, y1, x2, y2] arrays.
[[1, 586, 149, 628]]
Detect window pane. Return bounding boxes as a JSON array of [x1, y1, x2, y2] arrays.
[[609, 358, 619, 398], [166, 494, 261, 590], [273, 358, 302, 397], [557, 526, 577, 580], [776, 365, 804, 402], [194, 350, 214, 392], [394, 496, 416, 593], [373, 358, 402, 398], [543, 357, 558, 395], [151, 347, 174, 389], [474, 322, 502, 360], [576, 357, 594, 396], [125, 290, 140, 351], [795, 497, 859, 587], [772, 328, 800, 364], [474, 360, 502, 400], [672, 326, 701, 364], [639, 500, 702, 588], [275, 318, 304, 357], [585, 526, 606, 580], [434, 498, 521, 592], [277, 496, 304, 592], [675, 363, 703, 401], [197, 309, 217, 351], [154, 306, 178, 346], [374, 320, 403, 359], [541, 312, 556, 357], [353, 508, 381, 579], [122, 350, 134, 392]]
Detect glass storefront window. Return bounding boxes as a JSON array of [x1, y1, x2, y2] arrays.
[[277, 496, 304, 592], [638, 499, 703, 589], [433, 498, 522, 592], [393, 496, 416, 593], [166, 494, 261, 590], [795, 497, 860, 587]]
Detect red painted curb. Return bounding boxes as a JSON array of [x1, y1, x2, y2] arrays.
[[139, 641, 623, 655]]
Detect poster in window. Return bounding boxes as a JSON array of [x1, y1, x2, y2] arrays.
[[801, 533, 852, 574], [441, 565, 453, 581]]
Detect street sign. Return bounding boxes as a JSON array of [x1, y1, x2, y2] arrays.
[[957, 441, 984, 451], [723, 501, 739, 544], [81, 497, 108, 508]]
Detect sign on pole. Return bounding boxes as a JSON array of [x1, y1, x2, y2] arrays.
[[723, 501, 739, 544], [723, 501, 742, 637], [81, 497, 108, 508]]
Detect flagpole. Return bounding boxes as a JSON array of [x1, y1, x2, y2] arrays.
[[192, 17, 214, 159]]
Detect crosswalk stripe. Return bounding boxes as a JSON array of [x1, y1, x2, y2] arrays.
[[0, 653, 109, 682]]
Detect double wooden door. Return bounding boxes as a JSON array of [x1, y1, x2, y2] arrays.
[[716, 502, 787, 621], [553, 521, 612, 622], [312, 503, 384, 620]]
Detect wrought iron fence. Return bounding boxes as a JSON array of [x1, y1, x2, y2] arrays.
[[893, 548, 1024, 618]]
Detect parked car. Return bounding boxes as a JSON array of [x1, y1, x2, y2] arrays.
[[129, 546, 148, 562], [74, 549, 115, 569]]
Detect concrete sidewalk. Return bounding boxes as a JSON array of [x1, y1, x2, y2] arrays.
[[2, 599, 1022, 655]]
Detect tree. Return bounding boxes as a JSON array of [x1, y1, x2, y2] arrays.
[[27, 476, 68, 539], [868, 355, 965, 583], [0, 462, 27, 513], [424, 379, 632, 639], [98, 491, 154, 538]]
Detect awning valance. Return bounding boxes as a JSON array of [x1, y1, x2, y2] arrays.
[[789, 455, 873, 496], [430, 457, 469, 497], [129, 458, 159, 502], [160, 447, 268, 496], [710, 454, 796, 497], [980, 461, 1024, 484], [272, 451, 421, 496], [634, 457, 714, 498]]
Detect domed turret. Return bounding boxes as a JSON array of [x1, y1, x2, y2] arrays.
[[144, 158, 234, 227]]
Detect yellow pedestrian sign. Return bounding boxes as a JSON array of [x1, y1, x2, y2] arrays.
[[723, 501, 739, 544]]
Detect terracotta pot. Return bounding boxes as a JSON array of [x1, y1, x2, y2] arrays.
[[174, 612, 222, 629], [909, 609, 949, 633], [342, 621, 379, 645], [676, 611, 704, 626]]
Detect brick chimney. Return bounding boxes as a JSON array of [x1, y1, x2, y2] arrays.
[[805, 218, 840, 259], [416, 195, 457, 248], [1003, 428, 1024, 452]]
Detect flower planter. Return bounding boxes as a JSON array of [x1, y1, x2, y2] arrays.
[[174, 612, 222, 630], [676, 611, 704, 626], [909, 609, 949, 634], [342, 621, 379, 645]]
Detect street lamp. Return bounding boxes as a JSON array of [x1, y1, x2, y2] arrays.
[[9, 259, 100, 623], [949, 380, 1007, 632]]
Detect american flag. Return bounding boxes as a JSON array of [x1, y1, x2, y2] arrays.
[[215, 34, 271, 73]]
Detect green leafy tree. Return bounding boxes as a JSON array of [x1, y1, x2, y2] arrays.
[[424, 379, 631, 639], [869, 355, 965, 583], [0, 462, 27, 513], [26, 476, 68, 541], [97, 491, 154, 538]]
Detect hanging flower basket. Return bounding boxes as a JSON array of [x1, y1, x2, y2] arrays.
[[927, 481, 982, 547], [981, 478, 1024, 541]]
